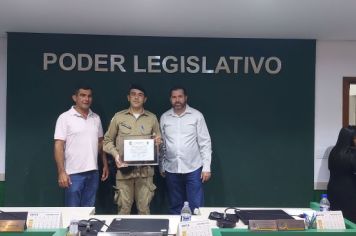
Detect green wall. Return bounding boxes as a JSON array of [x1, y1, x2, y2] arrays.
[[0, 181, 325, 209], [5, 33, 315, 212], [0, 181, 4, 206]]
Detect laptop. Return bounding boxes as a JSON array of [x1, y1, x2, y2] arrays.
[[235, 209, 294, 225], [106, 218, 169, 235]]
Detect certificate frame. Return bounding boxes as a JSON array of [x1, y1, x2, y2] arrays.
[[123, 135, 158, 166]]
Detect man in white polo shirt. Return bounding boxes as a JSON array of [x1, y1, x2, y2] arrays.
[[54, 85, 109, 207]]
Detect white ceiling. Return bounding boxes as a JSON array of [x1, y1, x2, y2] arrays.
[[0, 0, 356, 40]]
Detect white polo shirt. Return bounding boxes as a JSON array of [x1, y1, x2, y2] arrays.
[[54, 106, 103, 175]]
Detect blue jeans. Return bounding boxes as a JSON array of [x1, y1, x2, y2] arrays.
[[65, 170, 99, 207], [165, 167, 204, 214]]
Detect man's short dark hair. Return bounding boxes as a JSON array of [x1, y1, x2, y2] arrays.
[[128, 84, 147, 96], [170, 86, 187, 97], [73, 85, 93, 95]]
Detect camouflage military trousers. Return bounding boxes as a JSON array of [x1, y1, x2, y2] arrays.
[[115, 176, 156, 214]]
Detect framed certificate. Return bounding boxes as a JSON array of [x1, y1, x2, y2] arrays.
[[123, 135, 158, 165]]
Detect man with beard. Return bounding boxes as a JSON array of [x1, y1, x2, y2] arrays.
[[160, 86, 212, 214]]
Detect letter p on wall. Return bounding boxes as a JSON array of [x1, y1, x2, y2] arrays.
[[43, 53, 57, 70]]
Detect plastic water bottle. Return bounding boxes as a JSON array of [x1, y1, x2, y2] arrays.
[[180, 201, 192, 221], [319, 194, 330, 211], [68, 219, 79, 236]]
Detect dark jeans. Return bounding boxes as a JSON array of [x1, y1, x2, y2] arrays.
[[165, 167, 204, 214], [65, 170, 99, 207]]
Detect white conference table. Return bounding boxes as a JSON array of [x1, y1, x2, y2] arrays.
[[0, 206, 315, 234], [0, 207, 180, 234], [0, 206, 95, 229], [94, 207, 314, 234]]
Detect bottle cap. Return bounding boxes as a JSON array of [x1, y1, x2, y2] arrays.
[[321, 193, 327, 198]]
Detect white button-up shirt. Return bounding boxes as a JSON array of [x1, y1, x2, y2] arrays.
[[160, 105, 212, 173]]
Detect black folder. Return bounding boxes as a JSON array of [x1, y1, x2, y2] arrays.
[[235, 209, 294, 225]]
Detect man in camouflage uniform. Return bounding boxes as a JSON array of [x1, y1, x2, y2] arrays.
[[103, 84, 161, 214]]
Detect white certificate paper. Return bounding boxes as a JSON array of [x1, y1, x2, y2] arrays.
[[124, 139, 154, 162]]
